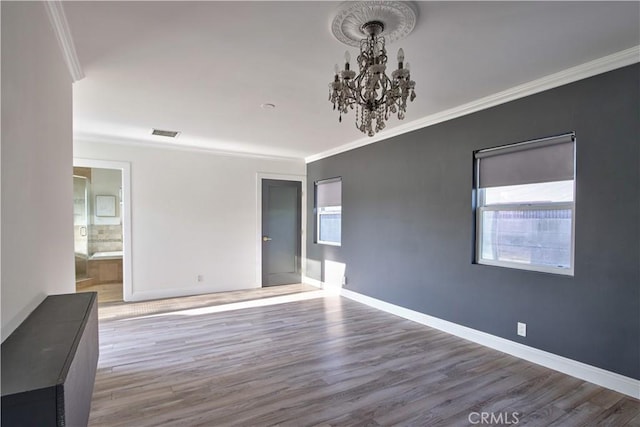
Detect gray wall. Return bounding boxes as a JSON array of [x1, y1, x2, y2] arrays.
[[307, 64, 639, 379]]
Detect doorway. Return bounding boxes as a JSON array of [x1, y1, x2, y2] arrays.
[[73, 166, 124, 302], [258, 175, 305, 287], [73, 158, 132, 301]]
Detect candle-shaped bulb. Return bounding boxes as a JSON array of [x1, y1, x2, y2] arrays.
[[397, 48, 405, 65], [405, 61, 410, 71], [344, 50, 351, 70], [334, 64, 340, 75]]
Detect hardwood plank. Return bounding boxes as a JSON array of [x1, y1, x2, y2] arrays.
[[88, 289, 640, 426], [590, 397, 640, 426], [77, 282, 123, 303]]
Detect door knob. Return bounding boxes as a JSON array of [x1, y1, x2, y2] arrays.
[[262, 236, 272, 242]]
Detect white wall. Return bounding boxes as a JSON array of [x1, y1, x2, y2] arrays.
[[1, 2, 75, 340], [74, 141, 305, 300]]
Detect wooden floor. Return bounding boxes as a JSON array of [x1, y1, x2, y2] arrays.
[[77, 282, 124, 304], [89, 289, 640, 426], [85, 283, 318, 321]]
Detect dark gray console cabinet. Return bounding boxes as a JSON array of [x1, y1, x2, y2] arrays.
[[1, 292, 99, 427]]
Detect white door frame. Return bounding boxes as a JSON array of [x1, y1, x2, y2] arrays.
[[256, 172, 306, 287], [74, 158, 133, 301]]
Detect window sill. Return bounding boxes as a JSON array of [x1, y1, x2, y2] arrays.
[[317, 241, 341, 247], [475, 259, 574, 276]]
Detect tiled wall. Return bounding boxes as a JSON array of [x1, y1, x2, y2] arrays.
[[88, 225, 123, 254]]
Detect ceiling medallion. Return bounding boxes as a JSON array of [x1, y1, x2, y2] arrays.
[[331, 1, 418, 47], [328, 2, 418, 137]]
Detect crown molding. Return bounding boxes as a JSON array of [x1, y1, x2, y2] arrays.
[[306, 45, 640, 164], [44, 1, 84, 82], [74, 132, 304, 162]]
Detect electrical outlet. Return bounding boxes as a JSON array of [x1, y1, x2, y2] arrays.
[[342, 276, 347, 286], [197, 274, 204, 282], [517, 322, 527, 337]]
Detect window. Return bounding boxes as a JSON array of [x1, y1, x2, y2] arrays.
[[474, 133, 575, 275], [315, 178, 342, 245]]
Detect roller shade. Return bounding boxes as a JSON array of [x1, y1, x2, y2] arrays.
[[475, 134, 575, 188], [316, 178, 341, 207]]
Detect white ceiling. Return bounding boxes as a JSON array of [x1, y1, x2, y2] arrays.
[[65, 1, 639, 160]]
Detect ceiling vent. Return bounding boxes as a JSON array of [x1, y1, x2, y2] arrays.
[[151, 128, 180, 138]]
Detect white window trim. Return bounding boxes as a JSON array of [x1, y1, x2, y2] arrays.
[[317, 206, 342, 246], [475, 194, 575, 276]]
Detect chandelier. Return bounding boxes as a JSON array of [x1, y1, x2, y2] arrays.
[[329, 20, 416, 137]]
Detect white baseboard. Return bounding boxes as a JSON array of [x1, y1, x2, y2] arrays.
[[130, 284, 260, 302], [302, 275, 324, 289], [135, 278, 325, 302], [302, 275, 345, 296], [340, 288, 640, 399]]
